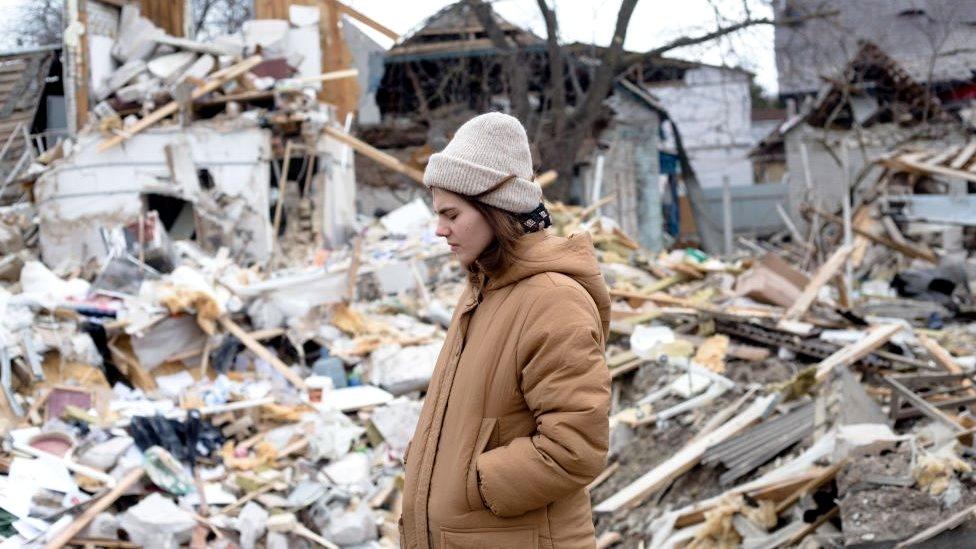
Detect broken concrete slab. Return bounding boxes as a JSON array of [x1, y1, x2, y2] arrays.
[[118, 492, 196, 549], [367, 342, 440, 395]]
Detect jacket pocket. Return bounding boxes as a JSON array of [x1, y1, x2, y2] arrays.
[[440, 525, 538, 549], [465, 417, 498, 511]]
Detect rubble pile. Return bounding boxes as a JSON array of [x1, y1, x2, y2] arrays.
[[0, 3, 456, 547], [581, 142, 976, 547], [1, 4, 976, 549]]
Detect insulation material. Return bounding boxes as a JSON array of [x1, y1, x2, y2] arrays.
[[693, 335, 729, 373]]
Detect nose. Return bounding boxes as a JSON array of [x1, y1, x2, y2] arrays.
[[435, 221, 449, 238]]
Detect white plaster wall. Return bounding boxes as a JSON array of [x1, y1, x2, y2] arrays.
[[652, 66, 755, 187], [35, 122, 273, 268], [686, 145, 755, 188]]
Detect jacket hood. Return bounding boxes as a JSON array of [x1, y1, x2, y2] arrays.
[[485, 230, 611, 339]]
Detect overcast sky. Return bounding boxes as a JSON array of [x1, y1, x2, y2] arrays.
[[0, 0, 779, 92]]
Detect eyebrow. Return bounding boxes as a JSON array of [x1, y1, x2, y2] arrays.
[[436, 207, 457, 215]]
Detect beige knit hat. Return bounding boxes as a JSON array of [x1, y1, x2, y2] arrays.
[[423, 112, 543, 214]]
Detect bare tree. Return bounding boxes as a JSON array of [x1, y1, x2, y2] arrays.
[[467, 0, 830, 250], [191, 0, 252, 38], [3, 0, 63, 49]]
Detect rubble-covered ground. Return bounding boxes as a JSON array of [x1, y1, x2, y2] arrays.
[[3, 2, 976, 548]]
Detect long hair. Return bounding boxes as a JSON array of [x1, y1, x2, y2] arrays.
[[465, 198, 525, 284]]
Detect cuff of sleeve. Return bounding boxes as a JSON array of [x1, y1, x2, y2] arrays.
[[477, 468, 505, 516]]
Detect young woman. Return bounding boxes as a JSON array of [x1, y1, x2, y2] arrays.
[[400, 112, 611, 549]]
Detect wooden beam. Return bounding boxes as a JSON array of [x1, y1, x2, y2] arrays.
[[97, 56, 263, 152], [674, 470, 822, 527], [323, 126, 424, 184], [139, 0, 186, 37], [785, 506, 838, 545], [885, 376, 967, 432], [885, 155, 976, 184], [774, 459, 847, 514], [72, 0, 91, 132], [586, 462, 620, 492], [336, 1, 400, 41], [894, 502, 976, 548], [44, 467, 145, 549], [780, 244, 853, 323], [815, 324, 902, 382], [949, 142, 976, 170], [536, 169, 558, 188], [804, 205, 937, 263], [321, 0, 359, 119], [593, 395, 775, 513], [288, 68, 359, 85], [219, 316, 307, 390]]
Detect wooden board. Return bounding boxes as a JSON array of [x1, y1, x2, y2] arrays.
[[593, 394, 776, 513], [219, 316, 307, 390], [780, 244, 853, 322], [139, 0, 186, 37], [949, 142, 976, 170], [323, 126, 424, 183], [815, 324, 902, 382]]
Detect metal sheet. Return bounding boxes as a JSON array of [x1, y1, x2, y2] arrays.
[[890, 194, 976, 226]]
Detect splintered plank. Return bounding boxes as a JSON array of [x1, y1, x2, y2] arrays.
[[815, 324, 902, 382], [780, 244, 853, 323], [219, 316, 308, 390], [97, 56, 264, 152], [949, 142, 976, 170], [593, 394, 776, 514]]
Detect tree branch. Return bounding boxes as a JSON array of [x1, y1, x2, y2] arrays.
[[194, 0, 219, 35], [568, 0, 639, 130], [621, 10, 838, 69], [536, 0, 566, 136]]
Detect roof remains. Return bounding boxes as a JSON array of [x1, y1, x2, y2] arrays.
[[386, 1, 544, 62]]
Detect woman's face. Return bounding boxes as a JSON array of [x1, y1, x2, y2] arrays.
[[432, 188, 494, 267]]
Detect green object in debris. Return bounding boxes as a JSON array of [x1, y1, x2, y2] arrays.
[[0, 508, 16, 537], [684, 248, 708, 263], [144, 446, 194, 496]]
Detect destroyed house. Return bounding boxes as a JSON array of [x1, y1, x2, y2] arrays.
[[753, 41, 970, 225], [624, 55, 757, 188], [375, 2, 548, 117], [0, 46, 62, 198], [775, 0, 976, 105]]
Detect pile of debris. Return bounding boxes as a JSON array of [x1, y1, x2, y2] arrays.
[[580, 139, 976, 547], [0, 2, 458, 547], [2, 3, 976, 547]]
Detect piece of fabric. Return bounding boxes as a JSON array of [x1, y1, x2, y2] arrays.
[[400, 230, 611, 549], [423, 112, 542, 214], [516, 203, 552, 233]]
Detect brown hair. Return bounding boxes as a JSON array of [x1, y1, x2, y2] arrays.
[[465, 198, 525, 284]]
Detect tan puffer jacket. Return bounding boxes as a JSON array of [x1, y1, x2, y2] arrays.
[[401, 230, 612, 549]]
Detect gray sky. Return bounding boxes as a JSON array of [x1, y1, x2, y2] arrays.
[[0, 0, 778, 92]]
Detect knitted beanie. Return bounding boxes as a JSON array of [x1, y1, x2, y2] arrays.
[[423, 112, 542, 214]]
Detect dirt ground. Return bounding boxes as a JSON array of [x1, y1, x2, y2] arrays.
[[837, 448, 976, 545]]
